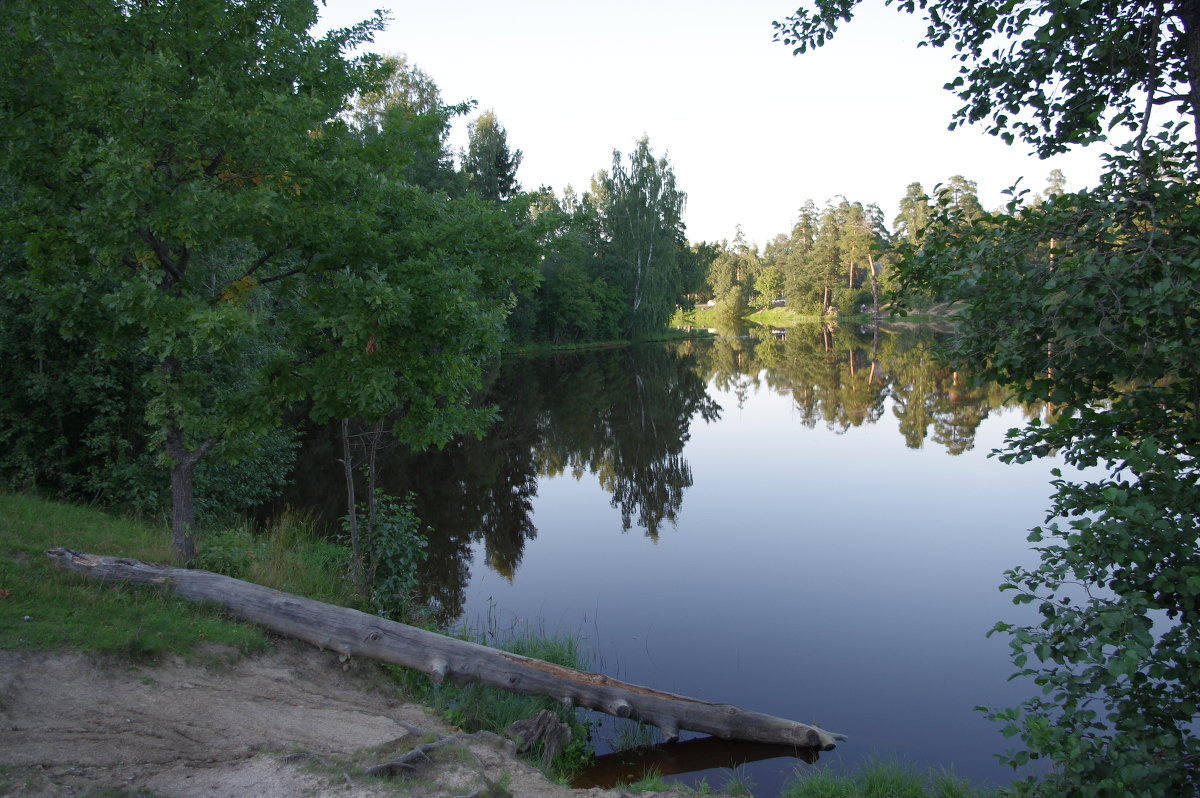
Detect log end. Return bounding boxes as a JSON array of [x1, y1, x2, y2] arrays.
[[606, 698, 633, 718], [46, 547, 93, 566], [45, 547, 172, 585], [806, 725, 847, 751], [428, 657, 450, 685]]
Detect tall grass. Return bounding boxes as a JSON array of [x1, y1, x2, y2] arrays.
[[420, 626, 595, 780], [781, 759, 997, 798], [196, 510, 357, 607], [609, 718, 662, 752]]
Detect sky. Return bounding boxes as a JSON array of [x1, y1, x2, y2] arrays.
[[316, 0, 1108, 248]]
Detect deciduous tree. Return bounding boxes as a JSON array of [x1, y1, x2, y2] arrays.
[[349, 53, 465, 194], [597, 137, 687, 336], [0, 0, 535, 564]]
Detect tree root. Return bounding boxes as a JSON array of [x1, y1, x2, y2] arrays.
[[279, 751, 355, 785], [505, 709, 571, 768]]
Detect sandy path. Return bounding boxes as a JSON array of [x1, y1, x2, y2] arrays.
[[0, 639, 679, 797]]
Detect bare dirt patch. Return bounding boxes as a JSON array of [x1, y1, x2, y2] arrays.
[[0, 639, 693, 797]]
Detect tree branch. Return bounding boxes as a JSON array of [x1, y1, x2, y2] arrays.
[[257, 266, 306, 286], [138, 227, 186, 284], [243, 250, 276, 279], [203, 149, 227, 178]]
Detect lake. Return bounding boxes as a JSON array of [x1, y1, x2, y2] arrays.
[[274, 322, 1067, 794]]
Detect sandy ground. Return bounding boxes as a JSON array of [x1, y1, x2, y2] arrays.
[[0, 639, 697, 798]]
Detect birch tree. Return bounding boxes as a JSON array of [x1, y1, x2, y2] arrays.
[[598, 137, 687, 336]]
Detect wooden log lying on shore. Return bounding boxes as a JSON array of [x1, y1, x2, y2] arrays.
[[46, 547, 846, 751]]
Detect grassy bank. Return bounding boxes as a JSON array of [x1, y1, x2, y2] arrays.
[[743, 307, 824, 326], [1, 493, 269, 655], [780, 760, 998, 797], [677, 303, 962, 331], [0, 493, 591, 777], [676, 305, 827, 329]]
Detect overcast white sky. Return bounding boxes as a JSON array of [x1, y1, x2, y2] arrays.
[[317, 0, 1107, 248]]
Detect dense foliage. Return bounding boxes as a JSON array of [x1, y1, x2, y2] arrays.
[[905, 140, 1200, 796], [0, 0, 712, 574], [0, 0, 536, 561], [505, 138, 693, 345], [779, 0, 1200, 794]]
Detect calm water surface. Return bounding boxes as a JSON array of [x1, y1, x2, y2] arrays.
[[278, 324, 1068, 794]]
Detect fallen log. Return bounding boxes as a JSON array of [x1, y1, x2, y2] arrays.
[[46, 547, 846, 750]]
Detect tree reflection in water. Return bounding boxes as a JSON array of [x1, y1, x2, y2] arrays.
[[271, 323, 1040, 619]]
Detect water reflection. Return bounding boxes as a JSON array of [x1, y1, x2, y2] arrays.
[[274, 343, 720, 617], [695, 320, 1012, 453], [572, 736, 819, 789], [273, 323, 1038, 618]]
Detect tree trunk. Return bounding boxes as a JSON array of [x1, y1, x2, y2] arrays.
[[867, 252, 880, 317], [340, 419, 365, 596], [45, 548, 846, 751], [364, 420, 385, 585], [164, 426, 217, 566]]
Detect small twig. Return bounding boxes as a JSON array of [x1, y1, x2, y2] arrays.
[[364, 730, 515, 786], [363, 734, 451, 778]]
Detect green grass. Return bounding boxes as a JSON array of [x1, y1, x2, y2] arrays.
[[781, 759, 997, 798], [744, 307, 825, 326], [426, 627, 595, 780], [678, 304, 828, 329], [609, 718, 661, 751], [0, 493, 267, 656], [618, 768, 672, 792], [199, 512, 357, 607], [722, 766, 757, 797], [0, 493, 357, 658]]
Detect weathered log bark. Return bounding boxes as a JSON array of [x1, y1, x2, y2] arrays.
[[46, 547, 846, 751]]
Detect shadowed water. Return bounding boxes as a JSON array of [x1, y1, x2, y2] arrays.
[[272, 322, 1066, 794]]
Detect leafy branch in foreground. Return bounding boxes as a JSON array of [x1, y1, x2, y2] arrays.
[[896, 133, 1200, 796]]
